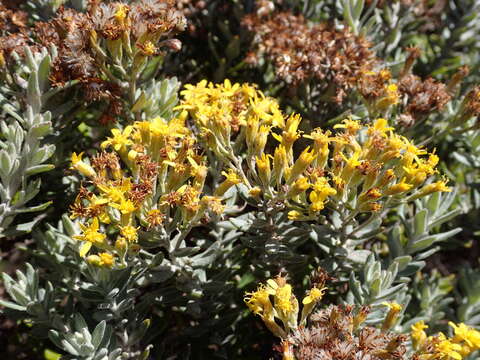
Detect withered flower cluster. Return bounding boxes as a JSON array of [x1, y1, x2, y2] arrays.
[[0, 2, 34, 62], [356, 47, 453, 124], [398, 74, 451, 120], [288, 305, 407, 360], [462, 86, 480, 121], [0, 2, 27, 34], [242, 11, 377, 103], [24, 0, 185, 122]]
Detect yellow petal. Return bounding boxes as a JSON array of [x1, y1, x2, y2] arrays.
[[79, 242, 92, 257]]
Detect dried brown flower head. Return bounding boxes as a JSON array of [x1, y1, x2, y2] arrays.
[[398, 74, 451, 119], [242, 11, 378, 103], [0, 3, 27, 34], [463, 86, 480, 120], [288, 305, 408, 360]]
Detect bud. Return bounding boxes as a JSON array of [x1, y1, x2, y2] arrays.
[[382, 302, 402, 331], [71, 152, 96, 178], [352, 306, 370, 330], [86, 254, 102, 266], [287, 147, 316, 184], [287, 177, 310, 198], [249, 187, 262, 198], [115, 237, 128, 251]]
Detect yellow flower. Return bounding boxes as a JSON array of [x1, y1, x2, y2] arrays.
[[114, 4, 129, 23], [101, 127, 133, 151], [382, 302, 402, 331], [273, 145, 288, 184], [256, 154, 272, 186], [249, 187, 262, 198], [359, 187, 382, 202], [201, 195, 225, 215], [120, 225, 139, 242], [449, 322, 480, 350], [287, 146, 316, 184], [300, 286, 326, 326], [244, 284, 274, 319], [339, 150, 362, 182], [302, 287, 325, 305], [333, 118, 362, 135], [309, 178, 336, 213], [411, 320, 429, 350], [266, 277, 299, 330], [418, 179, 452, 197], [304, 128, 331, 168], [379, 69, 392, 80], [384, 178, 413, 195], [111, 198, 136, 215], [99, 252, 114, 267], [368, 118, 394, 137], [288, 210, 303, 221], [274, 284, 294, 314], [215, 169, 242, 196], [436, 334, 463, 360], [87, 252, 114, 268], [244, 281, 288, 338], [115, 237, 128, 251], [288, 177, 310, 198], [141, 41, 157, 56], [352, 306, 370, 330], [73, 218, 106, 257], [273, 114, 302, 153], [377, 83, 399, 109], [98, 182, 130, 204], [71, 152, 96, 178]]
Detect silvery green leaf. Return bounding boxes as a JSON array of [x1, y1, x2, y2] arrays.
[[349, 273, 364, 303], [74, 313, 88, 331], [91, 321, 106, 351], [14, 201, 52, 213], [191, 242, 221, 268], [0, 150, 12, 176], [348, 250, 371, 264], [414, 209, 428, 237], [108, 348, 122, 360], [376, 283, 406, 301], [37, 54, 51, 92], [49, 330, 64, 349], [30, 122, 52, 138], [391, 255, 412, 272], [61, 339, 80, 356], [0, 299, 27, 311], [93, 348, 108, 360], [25, 164, 55, 176], [173, 246, 201, 257], [399, 261, 426, 277]]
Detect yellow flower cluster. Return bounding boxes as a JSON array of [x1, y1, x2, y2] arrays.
[[244, 276, 326, 338], [178, 80, 450, 221], [411, 320, 480, 360], [176, 79, 285, 185], [70, 116, 235, 267]]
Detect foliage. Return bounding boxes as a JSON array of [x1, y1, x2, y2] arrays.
[[0, 0, 479, 359]]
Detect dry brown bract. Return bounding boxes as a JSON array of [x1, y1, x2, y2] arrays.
[[463, 86, 480, 120], [12, 0, 185, 122], [0, 3, 27, 34], [288, 305, 407, 360], [398, 74, 451, 119], [242, 11, 377, 104]]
